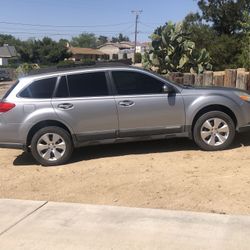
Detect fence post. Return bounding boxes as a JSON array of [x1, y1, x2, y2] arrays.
[[203, 71, 213, 86], [236, 73, 248, 90], [225, 69, 237, 87], [213, 71, 225, 86], [183, 73, 195, 85], [194, 74, 203, 86]]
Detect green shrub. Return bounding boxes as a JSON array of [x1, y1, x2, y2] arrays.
[[57, 60, 75, 67], [16, 63, 40, 77], [80, 58, 96, 65], [134, 53, 142, 63]]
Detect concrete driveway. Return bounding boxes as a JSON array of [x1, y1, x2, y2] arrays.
[[0, 199, 250, 250]]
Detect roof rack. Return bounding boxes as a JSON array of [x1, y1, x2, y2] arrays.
[[28, 60, 132, 76]]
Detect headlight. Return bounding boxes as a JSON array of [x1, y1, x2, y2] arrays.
[[234, 91, 250, 102]]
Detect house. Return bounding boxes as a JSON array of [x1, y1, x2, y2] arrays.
[[98, 41, 134, 60], [67, 45, 107, 62], [98, 41, 150, 61], [0, 44, 17, 66]]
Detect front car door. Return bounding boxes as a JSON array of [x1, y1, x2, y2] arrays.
[[52, 70, 118, 143], [110, 69, 185, 137]]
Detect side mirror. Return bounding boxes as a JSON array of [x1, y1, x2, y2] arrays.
[[162, 85, 175, 94]]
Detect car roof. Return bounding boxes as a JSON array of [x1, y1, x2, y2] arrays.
[[25, 63, 137, 79]]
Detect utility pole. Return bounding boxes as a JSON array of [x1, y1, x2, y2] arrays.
[[131, 10, 142, 64]]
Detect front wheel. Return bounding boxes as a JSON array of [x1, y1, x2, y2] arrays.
[[31, 126, 73, 166], [193, 111, 235, 151]]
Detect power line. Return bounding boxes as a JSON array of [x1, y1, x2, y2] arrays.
[[0, 21, 133, 28]]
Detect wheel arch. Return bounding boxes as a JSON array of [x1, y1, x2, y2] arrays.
[[26, 120, 75, 147], [191, 105, 237, 135]]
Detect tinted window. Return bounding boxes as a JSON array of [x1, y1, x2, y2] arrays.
[[55, 76, 69, 98], [19, 77, 57, 98], [67, 72, 108, 97], [112, 71, 164, 95]]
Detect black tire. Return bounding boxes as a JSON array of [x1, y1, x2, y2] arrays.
[[31, 126, 73, 166], [193, 111, 235, 151]]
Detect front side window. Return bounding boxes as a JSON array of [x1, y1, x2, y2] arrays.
[[19, 77, 57, 98], [112, 71, 164, 95], [67, 72, 108, 97]]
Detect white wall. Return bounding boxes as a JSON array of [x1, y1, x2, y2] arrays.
[[0, 58, 8, 66]]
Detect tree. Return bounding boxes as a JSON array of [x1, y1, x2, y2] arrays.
[[182, 12, 243, 70], [17, 37, 70, 65], [197, 0, 250, 35], [37, 37, 71, 64], [183, 0, 250, 70], [111, 33, 130, 42], [97, 35, 108, 46], [238, 11, 250, 68], [0, 34, 21, 47], [143, 22, 212, 74], [71, 33, 97, 48]]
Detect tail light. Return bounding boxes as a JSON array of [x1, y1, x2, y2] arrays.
[[0, 102, 16, 113]]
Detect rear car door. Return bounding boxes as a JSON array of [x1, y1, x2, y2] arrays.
[[111, 70, 185, 137], [52, 71, 118, 142]]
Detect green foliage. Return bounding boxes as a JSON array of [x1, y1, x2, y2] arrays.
[[0, 34, 22, 47], [16, 63, 40, 77], [134, 53, 142, 63], [71, 33, 97, 48], [111, 33, 130, 43], [238, 11, 250, 69], [197, 0, 250, 35], [182, 13, 244, 70], [17, 37, 71, 65], [143, 22, 212, 74], [183, 1, 250, 70], [80, 58, 96, 65], [97, 36, 108, 46], [57, 60, 75, 67]]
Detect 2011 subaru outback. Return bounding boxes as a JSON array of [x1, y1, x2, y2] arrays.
[[1, 65, 250, 166]]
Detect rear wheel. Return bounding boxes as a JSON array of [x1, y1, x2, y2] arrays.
[[31, 126, 73, 166], [193, 111, 235, 151]]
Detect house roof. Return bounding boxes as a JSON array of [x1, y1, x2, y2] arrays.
[[69, 47, 106, 55], [0, 45, 17, 58], [98, 42, 134, 49]]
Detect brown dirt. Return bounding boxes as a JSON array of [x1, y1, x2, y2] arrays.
[[1, 83, 250, 215], [1, 135, 250, 215]]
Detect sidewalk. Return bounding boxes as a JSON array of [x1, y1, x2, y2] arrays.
[[0, 199, 250, 250]]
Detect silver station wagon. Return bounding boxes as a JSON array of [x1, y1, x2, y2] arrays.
[[1, 65, 250, 166]]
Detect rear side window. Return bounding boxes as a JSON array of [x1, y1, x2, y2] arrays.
[[19, 77, 57, 98], [67, 72, 108, 97], [55, 76, 69, 98]]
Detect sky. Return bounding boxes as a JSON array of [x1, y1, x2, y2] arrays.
[[0, 0, 199, 42]]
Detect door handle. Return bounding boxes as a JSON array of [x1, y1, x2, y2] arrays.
[[118, 100, 135, 107], [57, 103, 74, 110]]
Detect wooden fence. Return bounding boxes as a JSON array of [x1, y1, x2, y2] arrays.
[[165, 68, 250, 91]]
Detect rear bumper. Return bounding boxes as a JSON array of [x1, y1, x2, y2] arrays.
[[0, 142, 26, 150]]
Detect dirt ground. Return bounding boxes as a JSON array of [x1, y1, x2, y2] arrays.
[[1, 83, 250, 215]]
